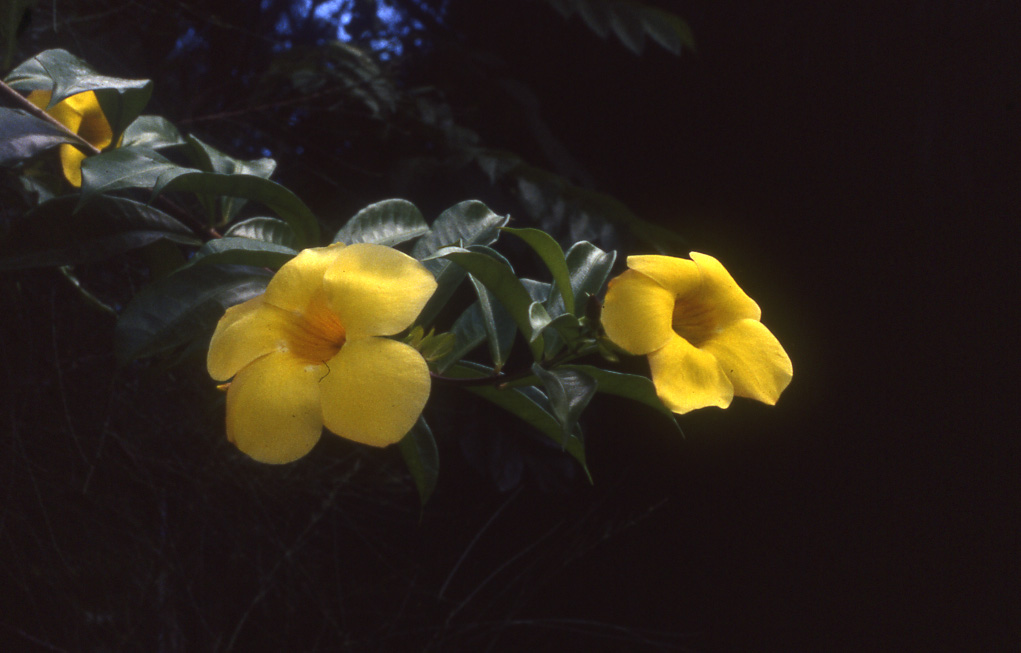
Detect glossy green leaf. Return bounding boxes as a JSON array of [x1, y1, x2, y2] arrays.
[[434, 247, 545, 359], [398, 417, 439, 506], [224, 217, 299, 249], [183, 135, 277, 223], [187, 236, 297, 269], [502, 226, 575, 315], [563, 240, 616, 315], [559, 364, 681, 431], [412, 200, 509, 326], [121, 116, 185, 149], [531, 363, 598, 444], [434, 301, 487, 373], [6, 49, 153, 137], [78, 146, 191, 206], [0, 107, 77, 165], [0, 195, 199, 269], [333, 198, 430, 246], [446, 362, 591, 481], [153, 171, 320, 247], [468, 274, 516, 370], [115, 264, 272, 364]]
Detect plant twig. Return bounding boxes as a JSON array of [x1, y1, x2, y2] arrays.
[[0, 79, 101, 155]]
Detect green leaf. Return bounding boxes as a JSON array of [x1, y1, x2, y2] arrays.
[[115, 264, 272, 364], [468, 274, 516, 371], [153, 171, 320, 247], [398, 417, 439, 506], [563, 240, 616, 315], [182, 135, 277, 223], [559, 364, 681, 431], [333, 198, 430, 246], [187, 236, 297, 269], [447, 362, 591, 481], [6, 49, 153, 137], [434, 247, 546, 360], [531, 363, 598, 444], [78, 146, 191, 206], [0, 195, 199, 269], [412, 200, 509, 326], [224, 217, 299, 249], [0, 107, 77, 165], [501, 226, 575, 314], [434, 301, 487, 373], [121, 116, 185, 149]]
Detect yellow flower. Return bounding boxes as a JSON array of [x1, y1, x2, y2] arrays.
[[601, 252, 792, 414], [207, 242, 438, 463], [26, 89, 113, 187]]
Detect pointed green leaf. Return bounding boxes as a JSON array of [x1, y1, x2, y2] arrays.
[[434, 247, 545, 359], [468, 274, 516, 370], [446, 362, 591, 481], [399, 417, 439, 506], [434, 301, 487, 373], [333, 198, 430, 246], [413, 201, 509, 326], [121, 116, 185, 149], [187, 237, 297, 269], [559, 364, 681, 431], [563, 240, 616, 315], [502, 226, 575, 315], [182, 135, 277, 223], [6, 49, 153, 137], [115, 264, 272, 364], [224, 217, 299, 248], [531, 363, 598, 444], [0, 195, 199, 269], [153, 171, 320, 247], [78, 146, 192, 206], [0, 107, 78, 165]]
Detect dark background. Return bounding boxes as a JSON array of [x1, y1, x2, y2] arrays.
[[1, 1, 1016, 651]]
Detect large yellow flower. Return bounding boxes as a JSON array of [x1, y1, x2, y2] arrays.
[[26, 89, 113, 187], [601, 252, 792, 414], [207, 242, 438, 463]]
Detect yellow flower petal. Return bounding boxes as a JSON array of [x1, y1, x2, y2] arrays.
[[688, 251, 761, 322], [647, 335, 734, 413], [226, 352, 325, 463], [700, 319, 793, 405], [626, 255, 701, 298], [601, 269, 676, 355], [58, 144, 87, 187], [207, 296, 292, 381], [62, 91, 113, 150], [322, 243, 437, 339], [263, 243, 347, 313], [319, 337, 430, 447]]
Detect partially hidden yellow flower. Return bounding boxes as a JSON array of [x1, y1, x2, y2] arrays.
[[207, 242, 438, 463], [26, 90, 113, 187], [601, 252, 792, 414]]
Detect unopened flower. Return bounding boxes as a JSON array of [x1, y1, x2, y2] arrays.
[[26, 90, 113, 187], [601, 252, 792, 414], [207, 242, 438, 463]]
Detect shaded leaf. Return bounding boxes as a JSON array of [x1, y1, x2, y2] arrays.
[[468, 274, 516, 370], [0, 107, 76, 165], [6, 49, 153, 137], [0, 195, 199, 269], [413, 200, 509, 326], [333, 198, 430, 246], [398, 417, 439, 506], [187, 236, 297, 269], [560, 364, 681, 430], [502, 226, 575, 314], [78, 146, 191, 206], [224, 216, 299, 249], [121, 115, 185, 149], [115, 264, 271, 364], [446, 362, 591, 481], [153, 171, 320, 247], [531, 364, 598, 444]]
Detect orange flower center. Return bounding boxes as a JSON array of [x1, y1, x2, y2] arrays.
[[283, 288, 347, 363], [672, 295, 717, 347]]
